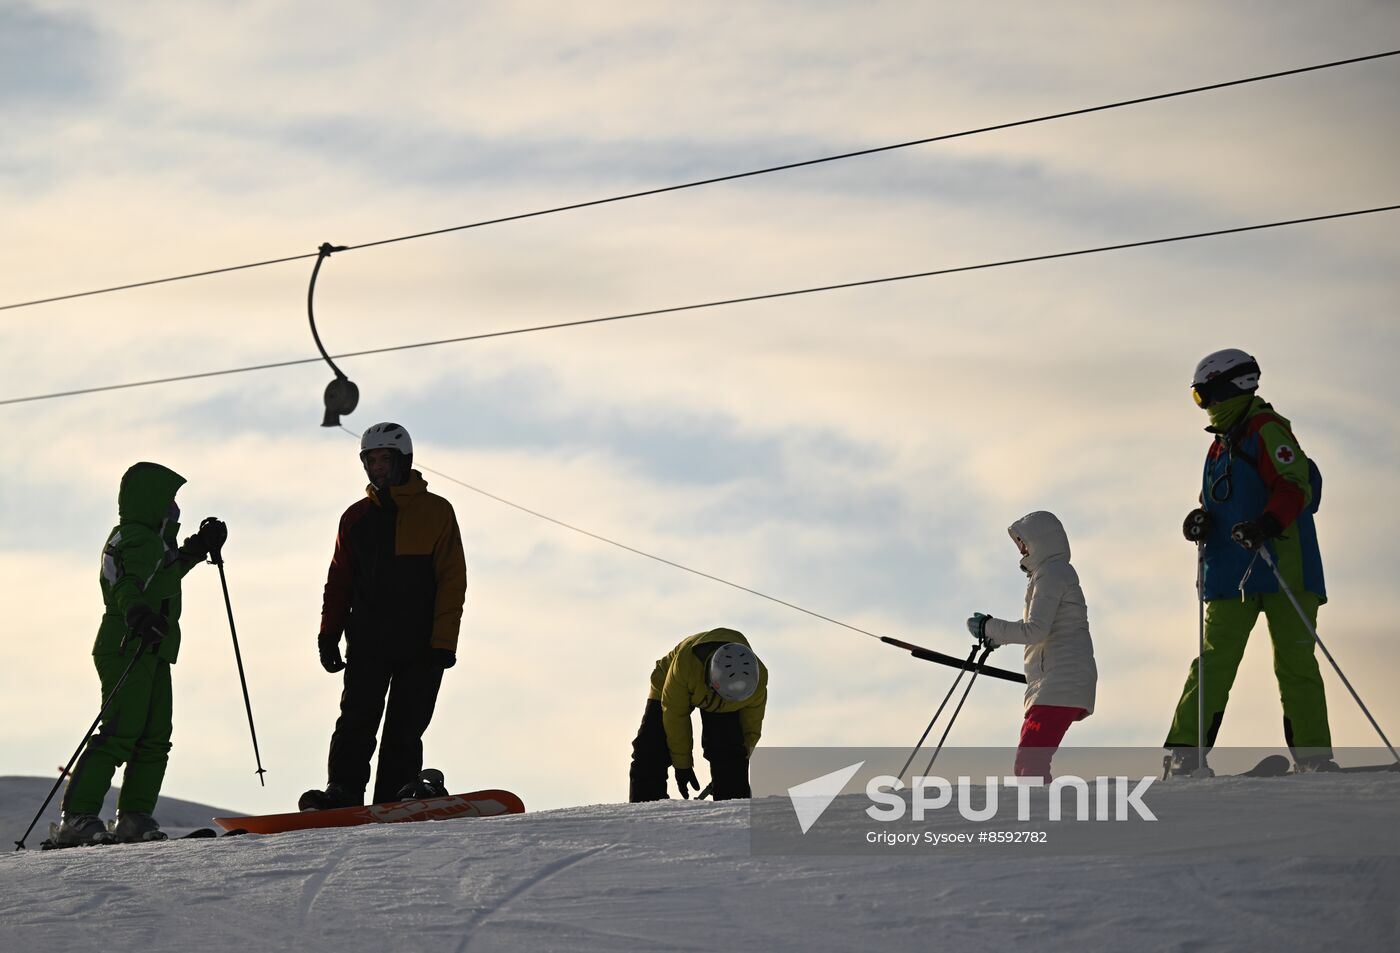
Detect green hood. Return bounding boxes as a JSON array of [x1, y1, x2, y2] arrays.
[[118, 462, 186, 529]]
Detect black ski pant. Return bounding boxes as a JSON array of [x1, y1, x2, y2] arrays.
[[628, 698, 751, 802], [327, 654, 445, 805]]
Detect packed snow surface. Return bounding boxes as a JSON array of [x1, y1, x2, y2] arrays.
[[2, 774, 1397, 952]]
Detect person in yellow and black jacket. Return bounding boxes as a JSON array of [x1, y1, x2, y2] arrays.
[[629, 628, 767, 802], [300, 423, 467, 810]]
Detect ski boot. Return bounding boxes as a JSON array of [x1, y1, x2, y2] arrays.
[[48, 813, 118, 847], [110, 811, 168, 843], [1293, 754, 1341, 774], [298, 782, 363, 812], [1163, 748, 1214, 779], [395, 768, 448, 801]]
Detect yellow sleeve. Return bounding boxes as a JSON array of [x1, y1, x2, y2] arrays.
[[430, 504, 468, 652], [660, 655, 697, 769]]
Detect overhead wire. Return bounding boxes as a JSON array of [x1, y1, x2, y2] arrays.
[[3, 202, 1396, 407], [2, 48, 1396, 314], [346, 425, 889, 642], [341, 427, 1023, 681]]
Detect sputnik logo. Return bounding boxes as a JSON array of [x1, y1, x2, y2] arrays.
[[787, 761, 865, 834]]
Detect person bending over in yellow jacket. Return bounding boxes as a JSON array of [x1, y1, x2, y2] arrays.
[[629, 628, 767, 801]]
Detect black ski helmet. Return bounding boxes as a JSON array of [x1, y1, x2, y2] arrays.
[[360, 422, 413, 485], [1191, 349, 1260, 408]]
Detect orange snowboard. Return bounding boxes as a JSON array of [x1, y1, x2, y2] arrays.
[[213, 789, 525, 834]]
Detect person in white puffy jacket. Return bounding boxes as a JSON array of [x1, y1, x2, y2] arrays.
[[967, 511, 1098, 781]]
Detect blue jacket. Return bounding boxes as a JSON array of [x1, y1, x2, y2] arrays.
[[1199, 400, 1325, 602]]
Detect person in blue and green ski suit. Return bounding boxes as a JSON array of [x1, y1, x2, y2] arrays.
[[54, 462, 226, 845], [1166, 350, 1333, 775]]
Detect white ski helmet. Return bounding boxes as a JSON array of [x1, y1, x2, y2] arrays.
[[707, 642, 760, 702], [1191, 349, 1260, 408], [360, 422, 413, 484]]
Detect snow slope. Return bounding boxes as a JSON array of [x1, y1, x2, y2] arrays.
[[2, 774, 1397, 952]]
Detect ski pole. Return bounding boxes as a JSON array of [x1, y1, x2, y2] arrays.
[[697, 782, 713, 800], [1196, 542, 1207, 774], [1257, 548, 1399, 764], [897, 644, 979, 781], [14, 642, 149, 851], [920, 644, 995, 777], [207, 535, 267, 785]]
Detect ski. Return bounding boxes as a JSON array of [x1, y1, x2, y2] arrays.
[[38, 827, 244, 850], [1165, 754, 1313, 779], [1242, 754, 1292, 778], [1335, 762, 1400, 774], [39, 836, 113, 851], [213, 789, 525, 835], [179, 827, 249, 838], [1234, 756, 1400, 779]]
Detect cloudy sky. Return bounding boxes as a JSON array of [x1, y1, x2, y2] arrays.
[[3, 1, 1398, 814]]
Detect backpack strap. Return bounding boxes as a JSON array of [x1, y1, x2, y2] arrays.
[[1224, 409, 1286, 470], [1224, 405, 1322, 516]]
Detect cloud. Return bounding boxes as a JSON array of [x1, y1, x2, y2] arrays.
[[2, 2, 1399, 813], [0, 3, 103, 110]]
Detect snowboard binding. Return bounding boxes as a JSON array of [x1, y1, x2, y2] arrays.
[[395, 768, 448, 801]]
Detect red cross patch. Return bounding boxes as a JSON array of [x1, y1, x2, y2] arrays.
[[1275, 445, 1296, 465]]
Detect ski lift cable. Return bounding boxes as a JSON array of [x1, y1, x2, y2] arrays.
[[339, 427, 1026, 683], [2, 202, 1395, 408], [2, 48, 1396, 314]]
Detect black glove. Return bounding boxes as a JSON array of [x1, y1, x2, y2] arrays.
[[966, 612, 996, 650], [124, 604, 168, 649], [196, 517, 227, 562], [180, 518, 228, 564], [1231, 513, 1283, 551], [1182, 508, 1213, 543], [431, 648, 457, 669], [674, 766, 700, 799], [318, 632, 346, 673]]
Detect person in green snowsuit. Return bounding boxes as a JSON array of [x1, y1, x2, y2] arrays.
[[1166, 350, 1332, 775], [55, 463, 226, 845]]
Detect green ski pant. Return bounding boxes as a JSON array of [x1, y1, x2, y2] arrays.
[[62, 650, 174, 815], [1166, 590, 1332, 757]]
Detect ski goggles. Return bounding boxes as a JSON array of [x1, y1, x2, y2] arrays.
[[1191, 361, 1261, 408]]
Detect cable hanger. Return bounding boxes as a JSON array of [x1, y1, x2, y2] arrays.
[[308, 242, 358, 426]]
